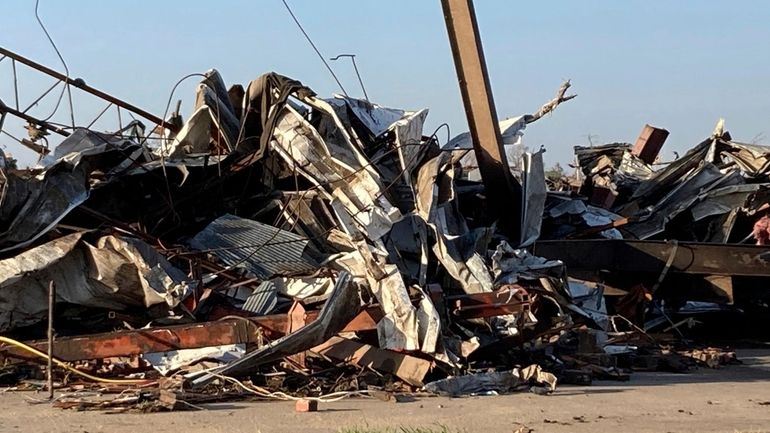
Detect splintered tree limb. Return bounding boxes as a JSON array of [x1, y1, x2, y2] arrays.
[[524, 80, 577, 124]]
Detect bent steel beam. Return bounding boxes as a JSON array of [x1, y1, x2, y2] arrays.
[[441, 0, 523, 244]]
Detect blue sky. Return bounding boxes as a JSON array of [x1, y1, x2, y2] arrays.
[[2, 0, 769, 168]]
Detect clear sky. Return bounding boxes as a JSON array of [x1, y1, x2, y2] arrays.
[[2, 0, 769, 168]]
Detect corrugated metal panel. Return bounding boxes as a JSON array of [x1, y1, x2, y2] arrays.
[[190, 214, 317, 279], [241, 281, 279, 315]]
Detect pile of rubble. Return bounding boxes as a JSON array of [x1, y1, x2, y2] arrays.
[[536, 121, 770, 342], [0, 53, 751, 412]]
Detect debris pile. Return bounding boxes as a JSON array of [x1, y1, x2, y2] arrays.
[[0, 48, 759, 412], [0, 58, 608, 410], [535, 120, 770, 351]]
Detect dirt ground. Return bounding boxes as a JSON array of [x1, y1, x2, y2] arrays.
[[0, 349, 768, 433]]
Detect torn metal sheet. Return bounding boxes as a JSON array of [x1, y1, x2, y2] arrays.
[[521, 149, 547, 247], [363, 253, 422, 351], [0, 164, 86, 253], [624, 138, 714, 206], [719, 140, 770, 177], [445, 116, 526, 150], [568, 278, 608, 331], [0, 127, 148, 253], [236, 72, 315, 159], [690, 183, 770, 221], [312, 336, 432, 386], [624, 162, 742, 239], [189, 272, 360, 387], [415, 285, 441, 354], [492, 241, 565, 286], [156, 105, 224, 158], [144, 344, 245, 376], [0, 233, 189, 331], [448, 116, 528, 182], [547, 198, 624, 239], [415, 154, 494, 294], [269, 101, 432, 351], [326, 96, 408, 138], [272, 276, 335, 300], [424, 364, 556, 396], [326, 248, 421, 352], [240, 281, 279, 315], [41, 126, 144, 169], [190, 214, 318, 279], [270, 105, 401, 241], [158, 70, 241, 158]]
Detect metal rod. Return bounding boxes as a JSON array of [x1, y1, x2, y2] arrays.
[[0, 100, 70, 136], [65, 83, 75, 128], [330, 54, 369, 102], [350, 56, 369, 102], [12, 59, 19, 111], [86, 102, 113, 129], [21, 80, 60, 114], [46, 280, 55, 400], [0, 46, 177, 132]]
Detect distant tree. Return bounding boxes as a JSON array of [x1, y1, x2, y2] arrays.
[[544, 162, 565, 181]]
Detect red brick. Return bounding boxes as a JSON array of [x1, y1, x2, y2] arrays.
[[295, 399, 318, 412]]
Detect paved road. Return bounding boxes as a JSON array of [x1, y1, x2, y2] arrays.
[[0, 349, 768, 433]]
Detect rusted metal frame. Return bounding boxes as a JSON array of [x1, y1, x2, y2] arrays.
[[0, 307, 383, 362], [441, 0, 523, 244], [447, 286, 531, 319], [0, 286, 532, 362], [533, 239, 770, 277], [0, 46, 179, 133], [286, 302, 308, 367], [0, 99, 70, 136], [18, 137, 51, 155]]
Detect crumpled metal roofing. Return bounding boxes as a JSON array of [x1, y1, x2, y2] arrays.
[[190, 214, 317, 279], [241, 280, 279, 315]]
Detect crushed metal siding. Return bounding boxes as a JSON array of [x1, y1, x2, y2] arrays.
[[190, 214, 318, 279]]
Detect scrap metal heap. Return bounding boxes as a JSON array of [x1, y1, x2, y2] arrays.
[[535, 121, 770, 344], [0, 61, 745, 411]]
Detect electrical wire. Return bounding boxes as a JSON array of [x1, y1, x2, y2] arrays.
[[34, 0, 75, 126], [329, 54, 369, 101], [280, 0, 348, 96], [206, 372, 371, 402], [0, 336, 154, 385]]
